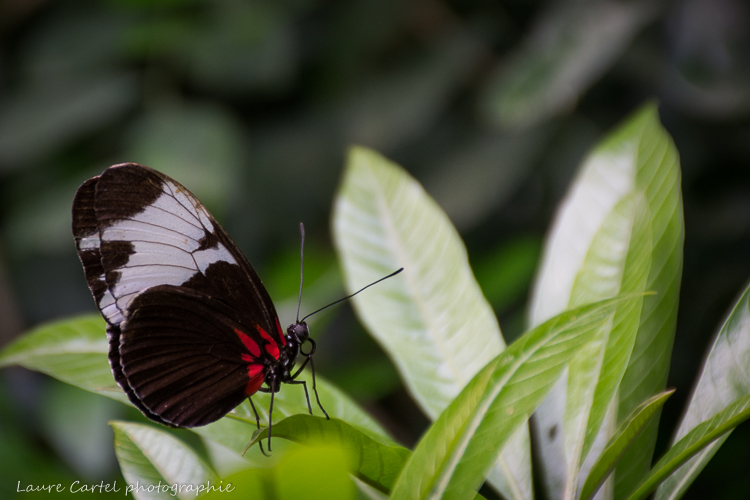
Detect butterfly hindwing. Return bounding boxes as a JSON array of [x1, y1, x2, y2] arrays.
[[106, 323, 173, 425], [119, 285, 271, 427]]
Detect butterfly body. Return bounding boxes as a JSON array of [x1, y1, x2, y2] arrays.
[[72, 163, 322, 432]]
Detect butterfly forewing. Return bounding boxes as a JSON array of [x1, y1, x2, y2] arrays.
[[72, 163, 287, 427]]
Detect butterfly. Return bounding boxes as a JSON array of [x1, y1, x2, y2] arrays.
[[72, 163, 329, 455]]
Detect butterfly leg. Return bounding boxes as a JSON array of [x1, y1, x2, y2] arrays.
[[248, 397, 262, 428], [289, 340, 315, 415], [267, 374, 276, 453], [290, 337, 316, 380], [286, 379, 313, 415], [248, 398, 270, 457], [290, 356, 310, 378], [307, 355, 329, 420], [291, 339, 329, 420]]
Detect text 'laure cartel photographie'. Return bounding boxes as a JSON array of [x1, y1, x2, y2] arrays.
[[16, 479, 234, 496]]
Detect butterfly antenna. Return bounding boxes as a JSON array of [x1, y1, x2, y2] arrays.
[[300, 268, 404, 322], [296, 222, 305, 323]]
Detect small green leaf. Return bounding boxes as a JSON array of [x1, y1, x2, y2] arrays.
[[390, 294, 636, 500], [580, 390, 674, 500], [627, 394, 750, 500], [110, 421, 217, 500], [248, 415, 410, 494], [223, 368, 394, 446]]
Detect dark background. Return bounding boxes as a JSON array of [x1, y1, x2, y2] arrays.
[[1, 0, 749, 498]]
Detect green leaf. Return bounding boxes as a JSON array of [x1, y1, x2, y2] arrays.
[[0, 315, 124, 401], [333, 146, 531, 499], [248, 415, 410, 494], [333, 145, 507, 418], [110, 421, 217, 500], [390, 294, 636, 500], [655, 280, 750, 500], [528, 103, 683, 499], [627, 394, 750, 500], [580, 390, 674, 500]]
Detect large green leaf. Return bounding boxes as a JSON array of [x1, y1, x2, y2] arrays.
[[0, 315, 123, 400], [0, 315, 391, 461], [248, 415, 409, 493], [333, 146, 531, 500], [333, 145, 506, 418], [627, 393, 750, 500], [655, 280, 750, 500], [110, 421, 217, 500], [527, 103, 683, 499], [390, 294, 636, 500]]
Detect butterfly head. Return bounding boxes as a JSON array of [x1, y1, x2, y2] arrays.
[[287, 321, 310, 344]]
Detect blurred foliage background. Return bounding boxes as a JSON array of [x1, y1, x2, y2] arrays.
[[0, 0, 749, 498]]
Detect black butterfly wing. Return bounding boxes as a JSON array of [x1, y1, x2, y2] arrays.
[[72, 163, 287, 425], [119, 285, 271, 427]]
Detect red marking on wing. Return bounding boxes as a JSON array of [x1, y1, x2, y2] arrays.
[[241, 359, 265, 395], [235, 328, 261, 357], [275, 317, 286, 345], [245, 368, 264, 396], [246, 364, 263, 378], [256, 324, 280, 359]]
